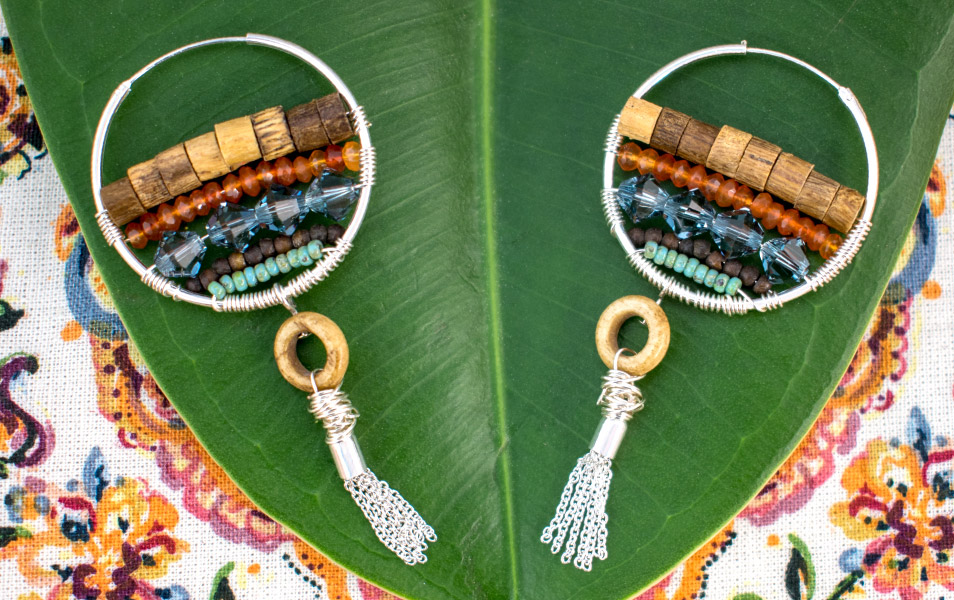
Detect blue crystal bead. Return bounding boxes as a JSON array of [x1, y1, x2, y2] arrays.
[[305, 170, 357, 221], [662, 190, 715, 239], [207, 204, 259, 251], [760, 237, 810, 284], [154, 231, 206, 278], [709, 209, 764, 258], [616, 174, 669, 221], [255, 186, 307, 234]]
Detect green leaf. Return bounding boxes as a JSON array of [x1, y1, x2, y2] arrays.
[[4, 1, 953, 598]]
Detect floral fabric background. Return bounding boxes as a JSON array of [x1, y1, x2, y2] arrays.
[[0, 13, 952, 600]]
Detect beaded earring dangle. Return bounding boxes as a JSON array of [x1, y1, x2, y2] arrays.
[[541, 41, 879, 571], [91, 34, 435, 565]]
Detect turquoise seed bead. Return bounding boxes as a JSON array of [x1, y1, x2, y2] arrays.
[[254, 263, 270, 282], [692, 265, 708, 284], [307, 240, 323, 260], [276, 254, 291, 273], [219, 274, 235, 293], [298, 247, 314, 266], [653, 247, 668, 265], [664, 249, 677, 269], [265, 257, 280, 276], [684, 258, 700, 278], [714, 273, 730, 293], [704, 269, 718, 288], [644, 241, 658, 259], [208, 281, 226, 299], [244, 266, 258, 286], [287, 249, 301, 268], [232, 270, 248, 291], [726, 276, 742, 296], [673, 253, 688, 273]]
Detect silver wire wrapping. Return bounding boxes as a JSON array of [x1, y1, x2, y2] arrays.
[[308, 385, 436, 565], [541, 365, 645, 571]]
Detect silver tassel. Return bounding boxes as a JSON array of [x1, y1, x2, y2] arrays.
[[541, 365, 644, 570], [311, 386, 436, 565]]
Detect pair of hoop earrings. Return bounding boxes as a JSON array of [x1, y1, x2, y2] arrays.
[[90, 35, 877, 571]]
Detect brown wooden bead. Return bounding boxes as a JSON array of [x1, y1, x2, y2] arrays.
[[705, 251, 725, 270], [274, 235, 293, 254], [227, 252, 246, 272], [706, 125, 752, 179], [155, 143, 202, 197], [185, 278, 203, 293], [661, 232, 679, 251], [723, 259, 742, 278], [244, 245, 264, 266], [199, 268, 218, 291], [315, 93, 354, 144], [127, 158, 171, 209], [595, 295, 670, 377], [793, 170, 840, 223], [825, 186, 865, 233], [676, 118, 719, 165], [734, 137, 782, 190], [753, 275, 773, 295], [692, 239, 711, 260], [326, 225, 345, 244], [618, 97, 662, 144], [286, 100, 331, 152], [627, 227, 645, 247], [274, 311, 350, 392], [214, 116, 261, 171], [259, 238, 276, 258], [291, 229, 310, 248], [212, 257, 232, 276], [765, 152, 814, 204], [650, 107, 691, 155], [184, 132, 230, 180], [739, 265, 759, 287], [677, 238, 694, 256], [250, 105, 296, 161], [644, 228, 663, 245], [309, 224, 328, 244], [100, 177, 145, 226]]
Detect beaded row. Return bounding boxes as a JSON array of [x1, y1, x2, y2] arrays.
[[643, 241, 743, 296], [618, 142, 844, 259], [125, 141, 361, 249], [204, 240, 326, 299]]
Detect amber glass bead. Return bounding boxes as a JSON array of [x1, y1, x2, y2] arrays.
[[238, 166, 261, 197], [203, 182, 224, 209], [293, 156, 312, 183], [174, 195, 196, 223], [308, 149, 327, 177], [140, 213, 163, 242], [750, 193, 773, 218], [715, 179, 739, 208], [820, 233, 843, 259], [326, 144, 345, 172], [702, 173, 724, 201], [636, 148, 658, 175], [617, 142, 640, 171], [670, 160, 692, 188], [805, 223, 830, 252], [687, 165, 707, 190], [156, 203, 180, 231], [796, 217, 815, 244], [762, 202, 784, 230], [274, 156, 296, 186], [125, 222, 148, 249], [221, 173, 243, 203], [190, 188, 211, 217], [343, 141, 361, 171], [256, 161, 276, 187], [732, 185, 754, 211], [777, 208, 801, 236], [652, 153, 676, 182]]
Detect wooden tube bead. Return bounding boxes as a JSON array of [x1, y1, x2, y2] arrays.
[[618, 97, 662, 144], [127, 158, 171, 209], [314, 93, 354, 143], [184, 132, 230, 181], [825, 187, 865, 233], [214, 116, 262, 171], [793, 170, 840, 224], [676, 118, 719, 165], [101, 177, 145, 226], [155, 143, 201, 197], [765, 152, 814, 204], [650, 107, 691, 155], [705, 125, 752, 180], [286, 99, 331, 152], [734, 137, 782, 190], [250, 105, 296, 160]]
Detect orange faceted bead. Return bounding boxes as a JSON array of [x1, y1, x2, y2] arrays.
[[293, 156, 312, 183], [256, 161, 276, 187], [715, 179, 739, 208], [702, 173, 724, 201], [617, 142, 640, 171], [156, 202, 180, 231], [671, 160, 692, 188], [777, 209, 802, 236], [652, 153, 676, 182], [796, 217, 815, 243], [174, 195, 196, 223], [762, 202, 784, 230], [238, 166, 261, 197], [636, 148, 658, 175], [125, 222, 148, 249], [687, 165, 707, 190], [820, 233, 843, 259], [190, 188, 211, 216], [343, 141, 361, 171], [203, 182, 224, 209], [308, 149, 327, 176], [274, 157, 296, 186], [732, 185, 754, 210], [805, 223, 830, 252], [221, 173, 243, 203], [750, 193, 773, 218], [326, 145, 345, 172], [140, 213, 162, 241]]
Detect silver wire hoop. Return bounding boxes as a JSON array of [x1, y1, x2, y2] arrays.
[[602, 42, 878, 315], [90, 33, 375, 312]]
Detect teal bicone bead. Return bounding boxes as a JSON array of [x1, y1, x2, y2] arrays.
[[653, 247, 668, 265], [232, 270, 248, 291], [692, 265, 708, 284], [287, 249, 301, 268], [265, 257, 280, 276], [644, 241, 658, 259], [244, 266, 258, 286], [704, 269, 718, 288], [219, 274, 236, 294], [684, 258, 700, 278], [298, 247, 314, 266], [714, 273, 730, 293], [276, 254, 291, 273], [307, 240, 323, 260], [673, 253, 688, 273], [208, 281, 226, 300], [664, 249, 677, 269], [254, 263, 270, 282], [726, 276, 743, 296]]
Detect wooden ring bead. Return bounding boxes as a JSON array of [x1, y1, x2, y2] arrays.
[[595, 295, 670, 376], [273, 311, 349, 392]]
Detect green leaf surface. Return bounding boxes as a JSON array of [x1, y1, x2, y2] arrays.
[[5, 1, 953, 598]]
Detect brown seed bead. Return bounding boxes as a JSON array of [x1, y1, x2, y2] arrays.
[[309, 224, 328, 244], [274, 235, 293, 254], [291, 229, 311, 248], [661, 232, 679, 250], [185, 278, 203, 293], [199, 268, 218, 291], [723, 260, 742, 278], [228, 252, 246, 272], [212, 258, 232, 276], [326, 225, 345, 244], [752, 275, 773, 295], [244, 245, 264, 266], [739, 265, 759, 287], [644, 228, 663, 245], [259, 238, 276, 258], [705, 251, 725, 270], [627, 227, 645, 247], [677, 238, 694, 256], [692, 239, 711, 260]]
